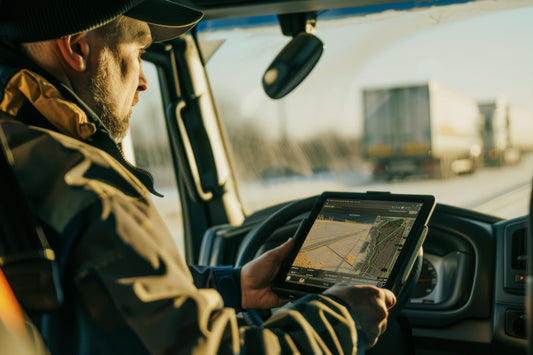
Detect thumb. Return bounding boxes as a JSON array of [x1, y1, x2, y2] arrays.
[[269, 238, 295, 262]]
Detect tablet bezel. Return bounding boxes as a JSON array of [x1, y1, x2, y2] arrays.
[[272, 191, 436, 299]]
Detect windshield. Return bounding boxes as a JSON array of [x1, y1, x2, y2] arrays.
[[197, 1, 533, 219]]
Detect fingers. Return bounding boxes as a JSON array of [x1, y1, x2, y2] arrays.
[[367, 288, 390, 346], [324, 285, 395, 349], [382, 288, 396, 310]]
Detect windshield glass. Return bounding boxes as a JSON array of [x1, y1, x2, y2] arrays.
[[197, 1, 533, 219]]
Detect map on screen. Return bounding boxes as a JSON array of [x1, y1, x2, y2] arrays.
[[285, 198, 421, 288]]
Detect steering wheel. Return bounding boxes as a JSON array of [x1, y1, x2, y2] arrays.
[[235, 195, 423, 326]]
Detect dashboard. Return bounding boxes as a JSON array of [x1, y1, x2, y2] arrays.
[[199, 202, 529, 354], [402, 206, 528, 353], [407, 228, 475, 310]]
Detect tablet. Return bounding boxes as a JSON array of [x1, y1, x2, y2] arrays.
[[272, 191, 436, 299]]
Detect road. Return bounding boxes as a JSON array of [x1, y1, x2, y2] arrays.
[[241, 153, 533, 219], [152, 153, 533, 253], [353, 156, 533, 219]]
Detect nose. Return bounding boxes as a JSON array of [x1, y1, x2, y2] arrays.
[[138, 64, 148, 92]]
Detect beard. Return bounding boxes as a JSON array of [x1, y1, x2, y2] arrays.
[[89, 50, 131, 142]]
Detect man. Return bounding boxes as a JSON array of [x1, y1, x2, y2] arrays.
[[0, 1, 396, 354]]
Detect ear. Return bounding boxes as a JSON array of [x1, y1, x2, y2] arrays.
[[56, 34, 90, 72]]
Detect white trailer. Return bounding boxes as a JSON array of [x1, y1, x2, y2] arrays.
[[362, 81, 482, 179]]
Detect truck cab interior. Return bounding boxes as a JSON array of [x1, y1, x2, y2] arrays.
[[1, 0, 533, 354]]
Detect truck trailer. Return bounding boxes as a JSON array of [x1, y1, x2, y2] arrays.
[[362, 82, 482, 179]]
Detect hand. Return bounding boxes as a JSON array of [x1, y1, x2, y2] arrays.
[[325, 285, 396, 348], [240, 238, 294, 309]]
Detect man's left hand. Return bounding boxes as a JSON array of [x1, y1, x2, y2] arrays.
[[240, 238, 294, 309]]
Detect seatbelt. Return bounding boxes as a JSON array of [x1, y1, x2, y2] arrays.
[[0, 118, 62, 312]]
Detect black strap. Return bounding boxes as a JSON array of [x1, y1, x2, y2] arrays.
[[0, 115, 62, 312]]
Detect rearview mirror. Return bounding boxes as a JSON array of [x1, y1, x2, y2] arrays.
[[262, 32, 324, 99]]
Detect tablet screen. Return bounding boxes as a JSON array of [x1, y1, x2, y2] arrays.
[[283, 197, 425, 290]]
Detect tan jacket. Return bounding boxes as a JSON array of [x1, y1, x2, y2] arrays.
[[0, 66, 361, 354]]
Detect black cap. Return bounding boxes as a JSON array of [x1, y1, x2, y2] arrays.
[[0, 0, 203, 43]]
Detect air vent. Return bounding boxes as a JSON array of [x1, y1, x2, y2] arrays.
[[511, 228, 527, 271], [504, 226, 528, 294]]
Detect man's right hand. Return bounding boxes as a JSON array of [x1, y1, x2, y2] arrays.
[[324, 285, 396, 348]]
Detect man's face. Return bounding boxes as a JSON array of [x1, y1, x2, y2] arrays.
[[88, 17, 152, 142]]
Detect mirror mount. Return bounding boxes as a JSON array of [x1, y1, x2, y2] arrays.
[[278, 12, 317, 37]]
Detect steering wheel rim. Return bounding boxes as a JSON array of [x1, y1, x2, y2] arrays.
[[236, 195, 423, 326], [236, 195, 318, 267]]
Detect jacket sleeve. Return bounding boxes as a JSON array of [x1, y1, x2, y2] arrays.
[[188, 265, 242, 310], [68, 197, 362, 355]]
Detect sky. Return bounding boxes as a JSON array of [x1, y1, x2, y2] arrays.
[[154, 1, 533, 141], [354, 4, 533, 109]]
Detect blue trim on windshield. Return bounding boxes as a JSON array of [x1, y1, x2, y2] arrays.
[[196, 15, 278, 32], [319, 0, 471, 20], [196, 0, 473, 32]]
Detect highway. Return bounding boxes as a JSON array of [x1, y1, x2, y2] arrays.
[[154, 153, 533, 253], [354, 154, 533, 219], [241, 153, 533, 219]]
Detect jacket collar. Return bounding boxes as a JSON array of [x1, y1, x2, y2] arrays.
[[0, 41, 111, 140], [0, 69, 98, 140]]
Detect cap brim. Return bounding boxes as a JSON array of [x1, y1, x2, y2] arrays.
[[125, 0, 203, 42]]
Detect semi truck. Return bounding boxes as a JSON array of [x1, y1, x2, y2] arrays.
[[362, 81, 482, 179], [478, 100, 533, 166]]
